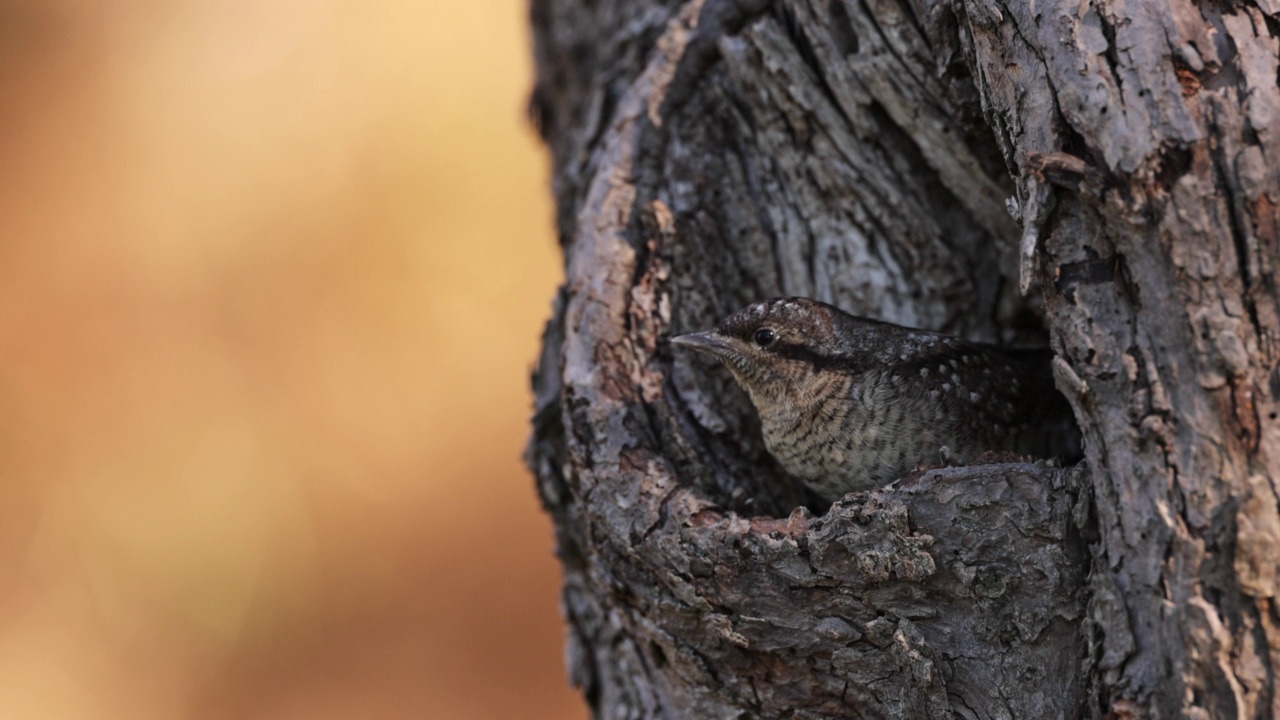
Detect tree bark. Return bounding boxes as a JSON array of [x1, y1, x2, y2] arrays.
[[527, 1, 1280, 718]]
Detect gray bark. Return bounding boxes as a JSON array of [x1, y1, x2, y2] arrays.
[[527, 1, 1280, 717]]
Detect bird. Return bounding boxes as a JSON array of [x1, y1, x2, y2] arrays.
[[670, 297, 1080, 502]]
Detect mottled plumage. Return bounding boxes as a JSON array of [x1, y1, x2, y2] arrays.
[[672, 297, 1080, 501]]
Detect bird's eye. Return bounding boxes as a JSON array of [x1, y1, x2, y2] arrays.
[[753, 328, 776, 347]]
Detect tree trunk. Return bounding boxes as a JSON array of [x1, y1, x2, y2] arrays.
[[527, 1, 1280, 718]]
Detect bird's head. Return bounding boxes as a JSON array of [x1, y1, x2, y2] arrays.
[[671, 297, 853, 406]]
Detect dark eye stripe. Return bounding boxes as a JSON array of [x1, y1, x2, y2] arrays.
[[769, 342, 859, 371]]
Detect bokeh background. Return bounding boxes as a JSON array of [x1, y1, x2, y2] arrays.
[[0, 2, 582, 718]]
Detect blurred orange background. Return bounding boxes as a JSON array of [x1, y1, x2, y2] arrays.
[[0, 2, 582, 718]]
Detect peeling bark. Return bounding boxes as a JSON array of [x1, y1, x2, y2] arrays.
[[964, 1, 1280, 716], [528, 0, 1280, 717]]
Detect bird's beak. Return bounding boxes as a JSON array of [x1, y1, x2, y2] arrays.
[[670, 331, 736, 357]]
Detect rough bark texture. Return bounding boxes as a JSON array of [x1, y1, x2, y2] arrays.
[[528, 1, 1280, 718]]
